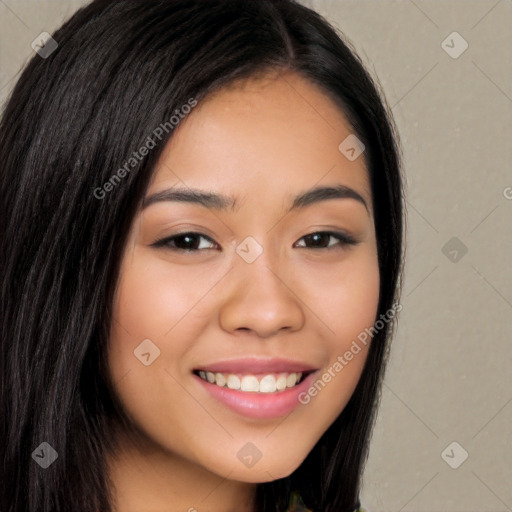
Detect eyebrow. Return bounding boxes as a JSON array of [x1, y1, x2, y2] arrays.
[[143, 184, 370, 214]]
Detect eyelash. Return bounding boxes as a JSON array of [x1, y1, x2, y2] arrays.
[[150, 230, 359, 252]]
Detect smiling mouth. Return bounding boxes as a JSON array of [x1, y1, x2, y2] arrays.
[[193, 370, 313, 393]]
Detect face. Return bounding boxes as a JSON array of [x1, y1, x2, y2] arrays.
[[107, 70, 380, 483]]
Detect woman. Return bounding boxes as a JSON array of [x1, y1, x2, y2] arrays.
[[0, 1, 404, 511]]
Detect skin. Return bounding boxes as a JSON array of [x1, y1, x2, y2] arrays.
[[106, 69, 380, 512]]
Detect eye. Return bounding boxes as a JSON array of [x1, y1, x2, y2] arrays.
[[151, 230, 358, 253], [150, 232, 219, 252], [294, 231, 358, 250]]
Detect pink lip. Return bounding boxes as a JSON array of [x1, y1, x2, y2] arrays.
[[194, 370, 318, 419], [194, 357, 317, 374]]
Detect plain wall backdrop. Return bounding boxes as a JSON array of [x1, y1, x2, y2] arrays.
[[1, 1, 511, 511]]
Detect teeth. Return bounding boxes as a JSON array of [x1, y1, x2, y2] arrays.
[[197, 371, 305, 393], [227, 374, 241, 390], [240, 375, 259, 392], [276, 374, 287, 391], [286, 373, 297, 387], [215, 372, 227, 387], [259, 375, 276, 393]]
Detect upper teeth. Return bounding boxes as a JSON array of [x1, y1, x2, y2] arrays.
[[197, 371, 304, 392]]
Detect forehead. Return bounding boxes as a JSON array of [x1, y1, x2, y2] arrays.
[[149, 70, 371, 214]]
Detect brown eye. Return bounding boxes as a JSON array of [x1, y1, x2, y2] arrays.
[[151, 232, 218, 252], [294, 231, 358, 250]]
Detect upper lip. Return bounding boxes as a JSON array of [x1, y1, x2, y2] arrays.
[[194, 357, 318, 374]]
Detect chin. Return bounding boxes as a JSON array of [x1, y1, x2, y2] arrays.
[[224, 453, 307, 484]]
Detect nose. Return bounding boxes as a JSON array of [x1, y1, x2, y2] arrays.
[[218, 256, 305, 338]]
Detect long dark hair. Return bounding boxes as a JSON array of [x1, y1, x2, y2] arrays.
[[0, 1, 404, 511]]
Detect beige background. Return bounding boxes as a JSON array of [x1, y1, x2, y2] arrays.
[[1, 1, 511, 511]]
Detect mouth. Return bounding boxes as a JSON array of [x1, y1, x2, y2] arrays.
[[191, 358, 319, 419], [193, 369, 313, 393]]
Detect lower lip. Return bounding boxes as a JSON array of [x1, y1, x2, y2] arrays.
[[194, 371, 317, 419]]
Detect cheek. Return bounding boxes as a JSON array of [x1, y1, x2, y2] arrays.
[[330, 249, 380, 367], [304, 248, 380, 341], [106, 256, 212, 437], [106, 249, 234, 415], [109, 255, 218, 354], [297, 249, 380, 419]]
